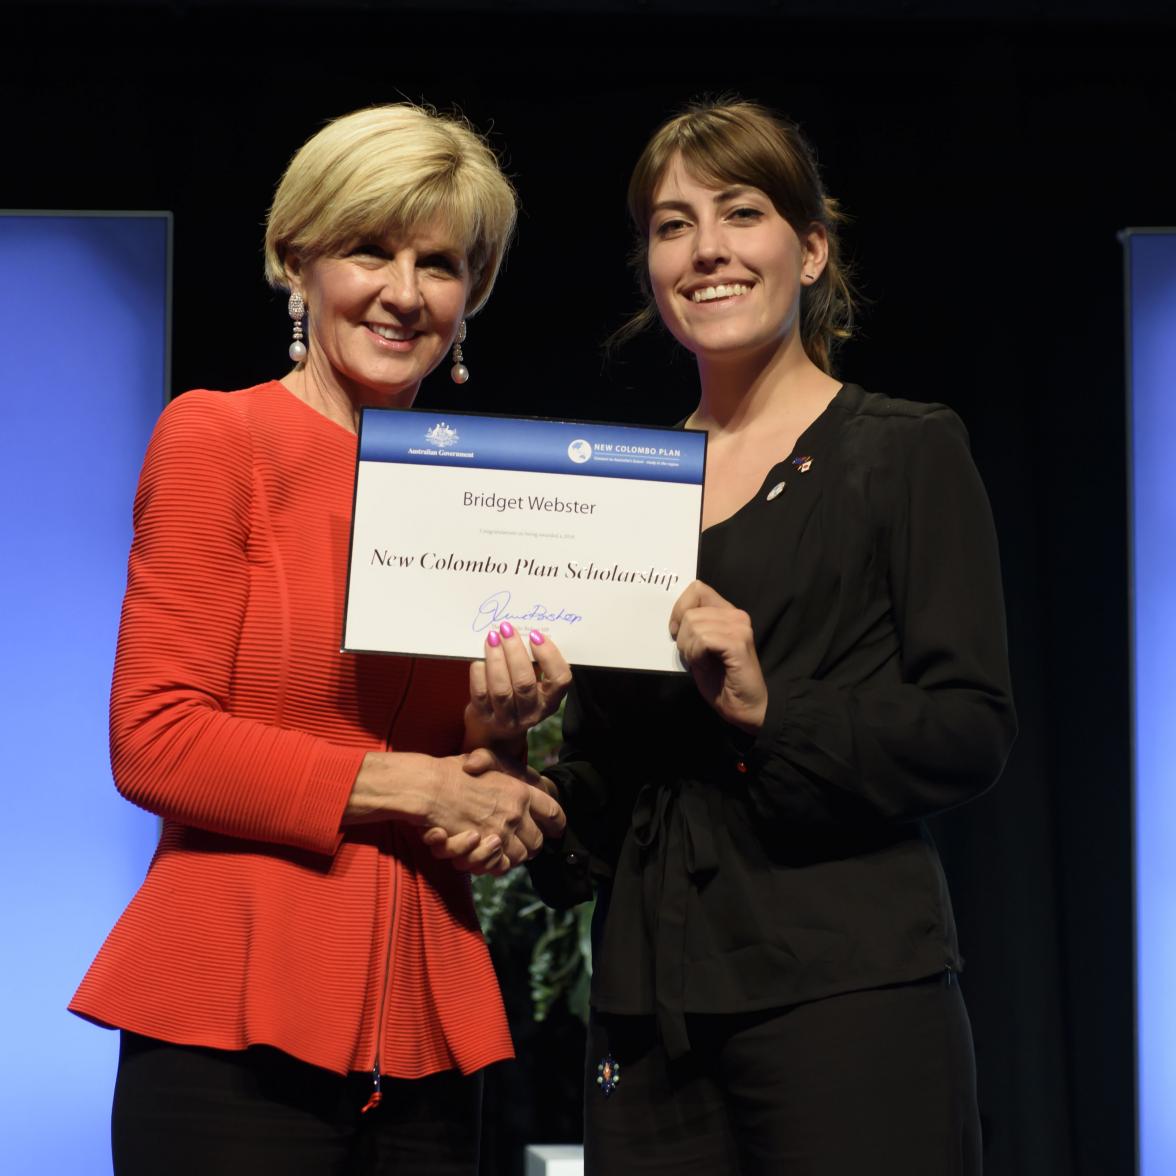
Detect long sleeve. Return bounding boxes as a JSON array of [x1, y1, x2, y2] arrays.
[[744, 406, 1017, 826], [526, 385, 1016, 1027], [527, 667, 637, 908], [74, 382, 513, 1076], [108, 391, 364, 855]]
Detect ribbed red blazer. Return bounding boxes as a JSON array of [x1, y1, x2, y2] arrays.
[[70, 383, 512, 1077]]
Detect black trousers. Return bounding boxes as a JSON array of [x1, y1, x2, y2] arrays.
[[584, 974, 981, 1176], [111, 1032, 482, 1176]]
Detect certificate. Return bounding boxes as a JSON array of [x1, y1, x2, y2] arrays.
[[342, 409, 706, 672]]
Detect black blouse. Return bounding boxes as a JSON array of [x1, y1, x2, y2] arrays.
[[533, 384, 1017, 1058]]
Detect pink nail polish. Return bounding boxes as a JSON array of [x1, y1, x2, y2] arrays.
[[500, 621, 515, 639], [487, 629, 501, 648], [529, 629, 545, 646]]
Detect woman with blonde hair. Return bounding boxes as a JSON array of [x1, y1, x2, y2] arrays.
[[533, 99, 1017, 1174], [71, 103, 569, 1175]]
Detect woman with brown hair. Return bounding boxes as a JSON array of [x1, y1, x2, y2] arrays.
[[532, 100, 1017, 1174]]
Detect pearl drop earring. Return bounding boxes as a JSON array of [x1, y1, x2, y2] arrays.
[[450, 320, 469, 384], [288, 292, 307, 363]]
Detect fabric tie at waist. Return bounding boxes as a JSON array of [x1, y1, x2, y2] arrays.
[[631, 779, 719, 1059]]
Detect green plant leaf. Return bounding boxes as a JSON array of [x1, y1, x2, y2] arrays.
[[468, 699, 594, 1024]]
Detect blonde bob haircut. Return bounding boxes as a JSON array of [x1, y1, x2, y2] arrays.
[[621, 99, 856, 373], [264, 103, 517, 316]]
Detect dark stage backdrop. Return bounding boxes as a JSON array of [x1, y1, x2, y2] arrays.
[[7, 3, 1173, 1173]]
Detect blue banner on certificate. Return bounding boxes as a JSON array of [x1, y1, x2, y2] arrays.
[[343, 409, 706, 672]]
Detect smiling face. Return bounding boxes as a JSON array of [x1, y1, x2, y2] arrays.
[[647, 156, 824, 366], [289, 217, 471, 409]]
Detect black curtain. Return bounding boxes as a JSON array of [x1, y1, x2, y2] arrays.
[[8, 4, 1167, 1172]]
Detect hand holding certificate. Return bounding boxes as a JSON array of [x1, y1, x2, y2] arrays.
[[465, 620, 573, 753], [342, 409, 706, 672]]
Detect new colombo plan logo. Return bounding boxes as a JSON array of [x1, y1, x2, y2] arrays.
[[567, 438, 592, 464], [424, 422, 460, 449]]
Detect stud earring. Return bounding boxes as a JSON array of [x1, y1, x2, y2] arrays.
[[288, 292, 307, 363], [450, 320, 469, 384]]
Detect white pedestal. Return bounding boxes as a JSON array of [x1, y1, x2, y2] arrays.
[[524, 1143, 585, 1176]]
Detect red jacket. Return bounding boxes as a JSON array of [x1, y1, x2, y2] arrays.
[[70, 383, 512, 1077]]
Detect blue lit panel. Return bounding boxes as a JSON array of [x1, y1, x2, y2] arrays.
[[1127, 229, 1176, 1176], [0, 214, 169, 1174]]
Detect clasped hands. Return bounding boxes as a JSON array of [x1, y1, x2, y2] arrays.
[[423, 580, 766, 876], [423, 622, 572, 875]]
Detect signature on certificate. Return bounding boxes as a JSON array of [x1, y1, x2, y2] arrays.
[[473, 589, 584, 632]]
